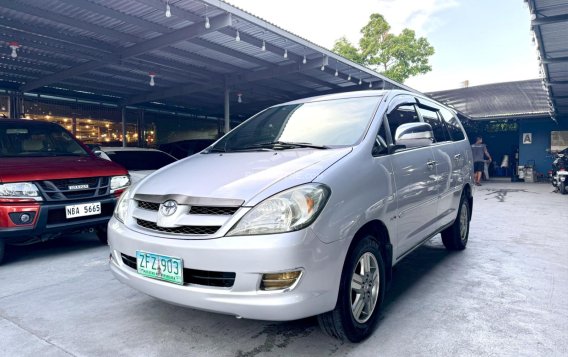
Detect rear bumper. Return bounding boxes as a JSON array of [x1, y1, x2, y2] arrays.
[[108, 217, 345, 321], [0, 197, 116, 242]]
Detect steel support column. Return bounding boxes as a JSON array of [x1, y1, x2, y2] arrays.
[[121, 106, 127, 147], [138, 109, 145, 147], [9, 92, 23, 119], [224, 85, 230, 134]]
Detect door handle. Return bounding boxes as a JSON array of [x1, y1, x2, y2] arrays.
[[454, 154, 462, 161], [426, 160, 437, 169]]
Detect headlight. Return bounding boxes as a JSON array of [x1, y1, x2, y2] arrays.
[[114, 187, 131, 223], [110, 175, 130, 193], [0, 182, 42, 201], [227, 183, 330, 236]]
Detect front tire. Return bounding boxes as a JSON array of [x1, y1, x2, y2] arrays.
[[441, 195, 470, 251], [318, 236, 385, 342]]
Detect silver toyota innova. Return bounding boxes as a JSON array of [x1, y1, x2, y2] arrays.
[[108, 90, 474, 342]]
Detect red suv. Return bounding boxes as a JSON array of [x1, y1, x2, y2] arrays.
[[0, 119, 130, 264]]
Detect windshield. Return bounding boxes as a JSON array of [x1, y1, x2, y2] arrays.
[[0, 122, 88, 157], [210, 96, 381, 152], [105, 150, 177, 170]]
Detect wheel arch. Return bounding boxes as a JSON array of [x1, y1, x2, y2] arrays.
[[348, 220, 393, 282]]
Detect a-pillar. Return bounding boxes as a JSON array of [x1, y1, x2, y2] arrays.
[[9, 91, 23, 119]]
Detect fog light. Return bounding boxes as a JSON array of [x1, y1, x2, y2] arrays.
[[8, 211, 36, 225], [260, 270, 302, 291]]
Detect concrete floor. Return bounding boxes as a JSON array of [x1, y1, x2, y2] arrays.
[[1, 181, 567, 357]]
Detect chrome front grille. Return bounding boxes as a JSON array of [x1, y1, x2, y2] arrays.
[[189, 206, 239, 215], [136, 200, 238, 215], [37, 177, 110, 201], [137, 200, 160, 211], [136, 219, 221, 235]]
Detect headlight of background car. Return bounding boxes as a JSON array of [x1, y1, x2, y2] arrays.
[[110, 175, 130, 193], [227, 183, 330, 236], [114, 187, 131, 223], [0, 182, 42, 201]]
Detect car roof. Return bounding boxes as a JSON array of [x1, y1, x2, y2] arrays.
[[276, 89, 396, 106]]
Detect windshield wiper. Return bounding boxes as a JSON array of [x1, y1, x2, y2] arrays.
[[230, 141, 330, 151]]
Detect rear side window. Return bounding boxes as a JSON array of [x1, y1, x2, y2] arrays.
[[386, 104, 420, 143], [439, 108, 466, 141], [417, 107, 449, 143]]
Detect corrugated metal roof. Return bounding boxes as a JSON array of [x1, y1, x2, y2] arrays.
[[428, 79, 550, 120], [529, 0, 568, 118], [0, 0, 414, 118]]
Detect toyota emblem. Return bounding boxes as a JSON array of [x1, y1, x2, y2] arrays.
[[160, 200, 178, 216]]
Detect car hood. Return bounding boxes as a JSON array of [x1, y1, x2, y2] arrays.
[[129, 170, 156, 184], [135, 148, 352, 206], [0, 156, 127, 183]]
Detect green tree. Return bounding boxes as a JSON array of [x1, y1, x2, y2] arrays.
[[332, 14, 435, 83]]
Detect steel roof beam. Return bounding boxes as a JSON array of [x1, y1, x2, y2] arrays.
[[0, 26, 111, 60], [135, 0, 203, 23], [20, 13, 232, 92], [125, 57, 327, 105], [0, 0, 140, 44], [542, 56, 568, 64], [216, 27, 363, 87], [532, 14, 568, 26], [57, 0, 169, 34], [191, 38, 270, 68]]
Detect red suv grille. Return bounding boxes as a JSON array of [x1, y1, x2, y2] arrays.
[[36, 177, 110, 201]]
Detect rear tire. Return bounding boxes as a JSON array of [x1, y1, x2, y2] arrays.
[[441, 195, 470, 251], [560, 181, 567, 195], [318, 236, 385, 342], [96, 226, 108, 245]]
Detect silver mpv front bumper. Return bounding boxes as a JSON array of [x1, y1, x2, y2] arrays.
[[108, 217, 344, 321]]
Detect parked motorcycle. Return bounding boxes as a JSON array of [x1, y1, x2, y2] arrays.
[[551, 148, 568, 194]]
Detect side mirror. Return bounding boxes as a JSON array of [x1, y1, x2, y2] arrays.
[[394, 122, 434, 148], [93, 150, 103, 157]]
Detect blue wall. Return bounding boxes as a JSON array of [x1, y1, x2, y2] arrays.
[[518, 118, 568, 174]]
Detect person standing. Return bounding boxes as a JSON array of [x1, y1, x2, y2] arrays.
[[472, 136, 492, 186]]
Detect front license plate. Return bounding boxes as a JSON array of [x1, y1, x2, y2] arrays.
[[65, 202, 101, 219], [136, 251, 184, 285]]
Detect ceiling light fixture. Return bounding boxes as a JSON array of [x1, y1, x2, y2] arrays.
[[321, 55, 326, 71], [347, 74, 351, 81], [237, 93, 242, 103], [165, 0, 172, 18], [261, 40, 266, 51], [149, 72, 156, 86], [236, 29, 240, 42], [9, 41, 20, 58], [303, 54, 307, 64], [284, 48, 288, 59], [369, 82, 372, 88], [204, 5, 210, 29]]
